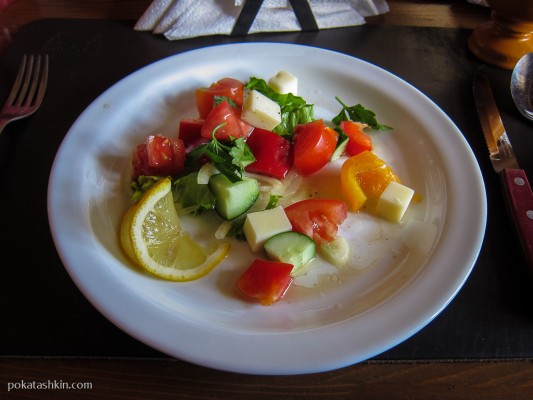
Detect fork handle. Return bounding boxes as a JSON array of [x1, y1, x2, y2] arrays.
[[0, 118, 10, 136]]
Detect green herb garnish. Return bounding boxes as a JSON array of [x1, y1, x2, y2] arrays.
[[186, 123, 255, 182], [130, 176, 162, 202], [332, 97, 392, 131], [213, 95, 237, 108], [245, 77, 315, 137]]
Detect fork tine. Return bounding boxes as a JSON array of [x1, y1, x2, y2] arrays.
[[24, 55, 48, 108], [0, 54, 49, 136], [14, 54, 34, 107], [34, 55, 49, 108], [24, 55, 41, 107], [5, 54, 28, 106]]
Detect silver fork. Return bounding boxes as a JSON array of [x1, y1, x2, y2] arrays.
[[0, 54, 49, 135]]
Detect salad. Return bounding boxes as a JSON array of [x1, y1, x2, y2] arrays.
[[122, 71, 416, 306]]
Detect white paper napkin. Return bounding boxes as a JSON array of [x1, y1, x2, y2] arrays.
[[135, 0, 390, 40], [467, 0, 489, 6]]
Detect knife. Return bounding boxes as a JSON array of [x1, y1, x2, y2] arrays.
[[473, 67, 533, 271]]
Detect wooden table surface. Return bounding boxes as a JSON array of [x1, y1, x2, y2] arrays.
[[2, 1, 532, 399]]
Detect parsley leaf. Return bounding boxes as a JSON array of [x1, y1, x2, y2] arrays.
[[213, 95, 237, 108], [186, 123, 255, 182], [332, 97, 393, 131]]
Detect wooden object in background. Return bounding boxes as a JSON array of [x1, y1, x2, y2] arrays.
[[468, 0, 533, 69]]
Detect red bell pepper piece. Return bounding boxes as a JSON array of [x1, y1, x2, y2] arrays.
[[235, 259, 294, 306], [244, 128, 292, 179], [340, 120, 372, 156], [178, 118, 206, 149]]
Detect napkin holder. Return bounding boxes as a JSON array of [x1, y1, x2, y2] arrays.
[[135, 0, 390, 40], [232, 0, 318, 35]]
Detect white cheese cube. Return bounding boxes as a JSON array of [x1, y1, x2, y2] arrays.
[[241, 90, 281, 131], [268, 70, 298, 94], [376, 181, 414, 223], [243, 206, 292, 252]]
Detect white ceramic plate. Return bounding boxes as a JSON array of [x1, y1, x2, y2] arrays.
[[48, 43, 486, 375]]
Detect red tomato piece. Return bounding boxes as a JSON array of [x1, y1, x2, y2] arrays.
[[237, 111, 255, 138], [201, 100, 247, 140], [284, 199, 347, 244], [245, 128, 292, 179], [132, 144, 150, 177], [196, 78, 244, 119], [178, 118, 206, 148], [132, 135, 185, 177], [235, 259, 294, 306], [340, 120, 372, 156], [293, 119, 338, 176]]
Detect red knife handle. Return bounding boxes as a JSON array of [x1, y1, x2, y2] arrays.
[[500, 169, 533, 271]]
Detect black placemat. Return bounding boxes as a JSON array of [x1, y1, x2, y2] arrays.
[[1, 19, 532, 362]]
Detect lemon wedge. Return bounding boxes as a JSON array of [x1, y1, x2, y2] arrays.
[[120, 205, 137, 262], [120, 178, 229, 281]]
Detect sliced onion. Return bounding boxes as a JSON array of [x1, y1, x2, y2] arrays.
[[197, 163, 219, 184], [215, 220, 233, 239]]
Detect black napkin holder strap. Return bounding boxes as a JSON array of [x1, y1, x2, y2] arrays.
[[231, 0, 318, 36]]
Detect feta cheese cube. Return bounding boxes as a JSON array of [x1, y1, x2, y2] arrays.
[[243, 206, 292, 251], [241, 90, 281, 131], [376, 181, 414, 223], [268, 70, 298, 94]]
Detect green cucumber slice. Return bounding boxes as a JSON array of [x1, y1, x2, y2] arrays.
[[264, 231, 316, 276], [331, 134, 349, 161], [209, 174, 259, 220]]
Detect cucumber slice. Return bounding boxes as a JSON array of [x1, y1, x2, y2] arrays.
[[331, 134, 349, 161], [208, 174, 259, 220], [264, 231, 316, 276], [319, 235, 350, 267]]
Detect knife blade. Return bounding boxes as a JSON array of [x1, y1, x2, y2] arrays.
[[473, 67, 533, 271]]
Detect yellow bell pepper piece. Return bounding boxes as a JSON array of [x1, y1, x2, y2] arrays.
[[340, 151, 400, 212]]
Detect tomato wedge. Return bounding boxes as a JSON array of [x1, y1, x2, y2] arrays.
[[293, 119, 338, 176], [132, 135, 186, 177], [245, 128, 292, 178], [196, 78, 244, 119], [235, 259, 294, 306], [284, 199, 347, 244], [340, 120, 372, 156], [201, 100, 246, 140]]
